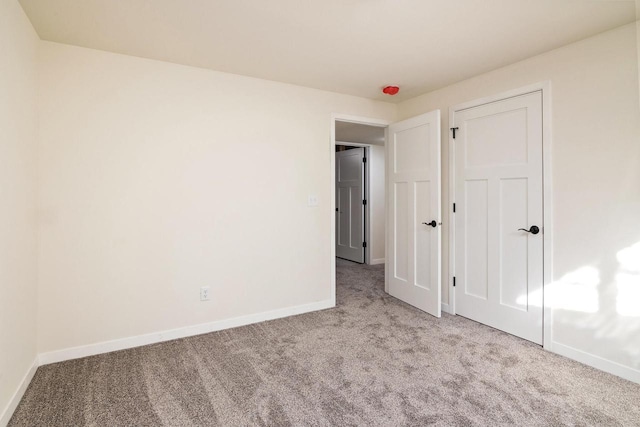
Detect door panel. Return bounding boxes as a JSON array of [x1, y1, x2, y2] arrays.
[[395, 125, 431, 173], [336, 147, 365, 263], [464, 179, 489, 300], [465, 108, 529, 167], [387, 110, 441, 317], [414, 181, 431, 290], [454, 91, 543, 344], [394, 181, 408, 280], [337, 187, 350, 247], [499, 178, 529, 311]]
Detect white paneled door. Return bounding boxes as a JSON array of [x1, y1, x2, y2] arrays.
[[336, 147, 365, 263], [453, 91, 543, 344], [387, 111, 441, 317]]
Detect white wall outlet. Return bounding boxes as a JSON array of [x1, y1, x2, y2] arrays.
[[308, 195, 319, 207], [200, 286, 210, 301]]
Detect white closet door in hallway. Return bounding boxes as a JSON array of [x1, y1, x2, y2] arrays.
[[336, 147, 365, 263]]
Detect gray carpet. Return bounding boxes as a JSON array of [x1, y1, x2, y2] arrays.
[[9, 259, 640, 426]]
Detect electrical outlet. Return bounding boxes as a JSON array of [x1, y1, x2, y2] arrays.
[[200, 286, 210, 301], [308, 195, 319, 207]]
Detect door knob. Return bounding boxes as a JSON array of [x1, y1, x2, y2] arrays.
[[518, 225, 540, 235], [422, 220, 437, 228]]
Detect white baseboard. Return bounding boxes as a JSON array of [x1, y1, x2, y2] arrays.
[[0, 356, 39, 427], [39, 299, 334, 366], [551, 342, 640, 384], [370, 258, 385, 265], [441, 302, 452, 314]]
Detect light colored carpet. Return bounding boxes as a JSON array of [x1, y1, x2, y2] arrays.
[[9, 259, 640, 426]]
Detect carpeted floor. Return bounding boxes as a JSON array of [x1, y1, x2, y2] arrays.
[[9, 259, 640, 426]]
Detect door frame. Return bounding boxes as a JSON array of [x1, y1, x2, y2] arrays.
[[448, 81, 553, 349], [331, 114, 390, 305]]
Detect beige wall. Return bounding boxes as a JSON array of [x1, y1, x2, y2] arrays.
[[0, 0, 39, 421], [398, 23, 640, 373], [37, 41, 395, 354]]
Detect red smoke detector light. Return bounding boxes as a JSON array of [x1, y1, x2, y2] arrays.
[[382, 86, 400, 95]]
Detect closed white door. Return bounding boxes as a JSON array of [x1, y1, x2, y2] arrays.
[[453, 91, 543, 344], [336, 147, 365, 263], [387, 111, 441, 317]]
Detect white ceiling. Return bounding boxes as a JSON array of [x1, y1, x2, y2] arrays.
[[336, 121, 385, 145], [19, 0, 638, 102]]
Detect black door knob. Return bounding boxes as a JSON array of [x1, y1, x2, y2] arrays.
[[422, 220, 437, 228], [518, 225, 540, 235]]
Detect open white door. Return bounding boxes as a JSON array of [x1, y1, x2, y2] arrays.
[[386, 111, 441, 317], [336, 147, 365, 263]]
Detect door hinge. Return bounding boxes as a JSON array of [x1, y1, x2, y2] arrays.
[[453, 276, 456, 287], [453, 203, 456, 213], [363, 157, 367, 163], [363, 199, 367, 206], [363, 242, 367, 248], [451, 127, 459, 139]]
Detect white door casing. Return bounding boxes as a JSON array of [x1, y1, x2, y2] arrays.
[[336, 147, 365, 263], [386, 110, 442, 317], [453, 91, 543, 344]]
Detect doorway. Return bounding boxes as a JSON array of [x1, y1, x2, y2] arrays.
[[330, 116, 388, 306], [331, 112, 443, 318], [333, 119, 387, 265]]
